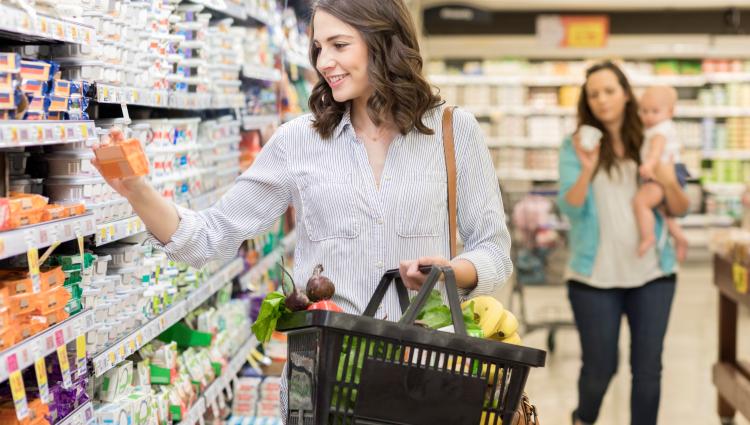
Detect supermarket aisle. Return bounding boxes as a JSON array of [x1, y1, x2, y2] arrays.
[[502, 258, 750, 425]]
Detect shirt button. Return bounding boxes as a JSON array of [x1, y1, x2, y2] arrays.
[[384, 175, 392, 181], [376, 217, 384, 225], [376, 261, 384, 269]]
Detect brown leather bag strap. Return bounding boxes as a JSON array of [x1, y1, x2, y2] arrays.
[[442, 105, 457, 259]]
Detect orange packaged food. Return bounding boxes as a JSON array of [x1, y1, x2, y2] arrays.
[[93, 136, 150, 179], [0, 266, 64, 295], [0, 327, 20, 350], [9, 207, 45, 228], [36, 285, 70, 314], [42, 204, 70, 221], [18, 315, 48, 339], [64, 202, 86, 216], [0, 198, 11, 231], [34, 306, 68, 327], [0, 286, 9, 309], [0, 398, 50, 425], [0, 308, 10, 330], [9, 193, 48, 211], [8, 291, 38, 315]]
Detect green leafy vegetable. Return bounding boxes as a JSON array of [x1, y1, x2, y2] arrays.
[[414, 290, 483, 337], [251, 292, 289, 343]]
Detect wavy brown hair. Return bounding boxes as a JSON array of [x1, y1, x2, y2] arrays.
[[308, 0, 443, 139], [578, 61, 643, 176]]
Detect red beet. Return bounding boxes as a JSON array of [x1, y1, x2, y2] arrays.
[[306, 264, 335, 302]]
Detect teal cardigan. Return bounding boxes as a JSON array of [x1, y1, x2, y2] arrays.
[[556, 136, 676, 277]]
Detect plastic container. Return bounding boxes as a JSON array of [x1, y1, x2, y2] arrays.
[[94, 138, 150, 179], [97, 243, 141, 267], [46, 151, 98, 177], [45, 176, 110, 203], [276, 266, 547, 425], [10, 177, 44, 195], [7, 152, 30, 176], [59, 60, 106, 81]]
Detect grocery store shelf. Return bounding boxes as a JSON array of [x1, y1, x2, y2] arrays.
[[497, 169, 559, 182], [430, 74, 710, 87], [243, 114, 280, 130], [0, 214, 96, 261], [702, 150, 750, 160], [57, 401, 95, 425], [178, 334, 256, 425], [486, 137, 561, 148], [0, 310, 94, 383], [679, 214, 736, 228], [242, 64, 282, 82], [703, 182, 747, 194], [241, 230, 296, 291], [285, 51, 312, 70], [706, 73, 750, 84], [675, 105, 750, 118], [95, 216, 144, 246], [0, 121, 98, 148], [0, 3, 96, 45], [187, 0, 246, 20], [246, 7, 272, 26], [96, 84, 245, 110], [465, 105, 576, 117], [92, 257, 244, 377], [96, 84, 169, 108]]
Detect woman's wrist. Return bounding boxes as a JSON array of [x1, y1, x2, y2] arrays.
[[122, 177, 152, 201]]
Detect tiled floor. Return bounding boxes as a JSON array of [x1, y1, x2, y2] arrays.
[[495, 256, 750, 425]]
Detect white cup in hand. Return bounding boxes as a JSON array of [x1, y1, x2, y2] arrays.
[[578, 125, 603, 152]]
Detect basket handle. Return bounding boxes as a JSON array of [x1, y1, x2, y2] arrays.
[[362, 268, 412, 317], [398, 265, 467, 337]]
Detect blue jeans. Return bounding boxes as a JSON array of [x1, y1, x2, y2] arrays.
[[567, 275, 676, 425]]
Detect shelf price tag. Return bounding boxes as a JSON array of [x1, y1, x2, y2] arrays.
[[26, 242, 41, 293], [55, 330, 73, 388], [75, 335, 86, 378], [7, 354, 29, 419], [733, 262, 748, 295], [34, 354, 50, 404]]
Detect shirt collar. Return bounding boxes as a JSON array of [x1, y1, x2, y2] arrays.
[[334, 106, 353, 139]]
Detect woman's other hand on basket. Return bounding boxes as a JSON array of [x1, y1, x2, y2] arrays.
[[399, 257, 451, 290]]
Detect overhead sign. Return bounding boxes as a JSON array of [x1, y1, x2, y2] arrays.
[[537, 15, 610, 48]]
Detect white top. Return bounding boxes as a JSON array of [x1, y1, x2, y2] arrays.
[[146, 106, 513, 321], [565, 160, 664, 288], [642, 119, 681, 163]]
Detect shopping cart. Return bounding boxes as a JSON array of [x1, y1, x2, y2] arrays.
[[506, 187, 575, 354], [277, 265, 546, 425]]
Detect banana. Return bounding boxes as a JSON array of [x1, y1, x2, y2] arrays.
[[501, 332, 522, 345], [462, 296, 506, 337], [496, 311, 519, 339], [480, 411, 502, 425]]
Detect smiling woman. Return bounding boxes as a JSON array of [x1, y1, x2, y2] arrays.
[[308, 0, 442, 139]]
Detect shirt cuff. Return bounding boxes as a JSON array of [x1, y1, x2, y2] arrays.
[[144, 204, 198, 254], [454, 250, 498, 300]]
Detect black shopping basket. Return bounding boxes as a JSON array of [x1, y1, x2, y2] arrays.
[[277, 265, 547, 425]]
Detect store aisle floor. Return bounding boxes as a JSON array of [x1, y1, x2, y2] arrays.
[[498, 257, 750, 425]]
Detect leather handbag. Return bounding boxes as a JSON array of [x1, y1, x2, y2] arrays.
[[441, 106, 541, 425]]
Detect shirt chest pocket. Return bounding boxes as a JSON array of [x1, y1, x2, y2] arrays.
[[299, 174, 360, 241], [397, 173, 447, 238]]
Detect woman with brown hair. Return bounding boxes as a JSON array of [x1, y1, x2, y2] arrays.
[[558, 61, 689, 425], [94, 0, 512, 419]]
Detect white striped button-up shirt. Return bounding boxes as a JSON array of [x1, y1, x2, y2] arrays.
[[148, 105, 512, 321]]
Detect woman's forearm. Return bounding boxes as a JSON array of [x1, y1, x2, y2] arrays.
[[126, 180, 181, 244], [449, 258, 479, 290], [663, 181, 690, 217], [564, 167, 595, 207]]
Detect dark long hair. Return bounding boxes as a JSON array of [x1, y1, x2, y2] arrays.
[[578, 61, 643, 175], [308, 0, 443, 139]]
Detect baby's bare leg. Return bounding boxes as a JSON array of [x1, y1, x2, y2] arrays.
[[633, 182, 665, 256], [664, 214, 689, 262]]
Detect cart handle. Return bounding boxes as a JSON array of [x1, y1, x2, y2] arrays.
[[363, 265, 467, 337]]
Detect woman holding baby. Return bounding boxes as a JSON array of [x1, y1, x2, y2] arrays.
[[558, 61, 690, 425]]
